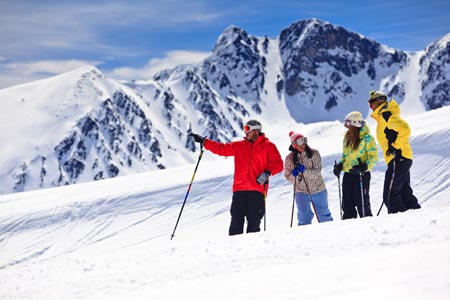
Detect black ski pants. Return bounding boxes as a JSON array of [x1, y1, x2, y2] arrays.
[[229, 191, 265, 236], [384, 156, 421, 213], [342, 172, 373, 219]]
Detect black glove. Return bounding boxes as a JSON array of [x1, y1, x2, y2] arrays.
[[359, 162, 368, 172], [348, 166, 361, 174], [349, 160, 368, 174], [333, 161, 343, 177], [386, 144, 396, 156], [256, 170, 270, 185], [190, 133, 205, 146]]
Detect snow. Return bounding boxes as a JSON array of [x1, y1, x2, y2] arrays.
[[391, 51, 427, 115], [1, 104, 450, 299], [0, 66, 111, 170]]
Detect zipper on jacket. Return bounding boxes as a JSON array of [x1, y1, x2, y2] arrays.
[[246, 141, 254, 191]]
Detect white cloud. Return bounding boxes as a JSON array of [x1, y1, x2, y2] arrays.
[[108, 50, 210, 81], [0, 59, 100, 89], [0, 51, 209, 89], [0, 1, 225, 59]]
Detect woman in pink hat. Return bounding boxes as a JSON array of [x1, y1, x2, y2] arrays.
[[284, 131, 333, 225]]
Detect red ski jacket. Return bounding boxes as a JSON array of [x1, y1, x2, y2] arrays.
[[204, 134, 283, 194]]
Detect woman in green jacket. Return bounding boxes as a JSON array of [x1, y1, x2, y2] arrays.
[[334, 111, 378, 219]]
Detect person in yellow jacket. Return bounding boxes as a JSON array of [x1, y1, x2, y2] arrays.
[[333, 111, 378, 219], [368, 90, 421, 213]]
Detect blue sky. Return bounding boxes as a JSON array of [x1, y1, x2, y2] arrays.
[[1, 0, 449, 88]]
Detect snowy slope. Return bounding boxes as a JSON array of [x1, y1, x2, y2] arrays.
[[0, 66, 109, 168], [1, 19, 449, 195], [0, 66, 202, 194], [0, 105, 449, 299]]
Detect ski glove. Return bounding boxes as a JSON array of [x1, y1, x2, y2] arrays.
[[190, 133, 206, 146], [386, 144, 401, 157], [256, 170, 271, 185], [298, 164, 305, 173], [292, 164, 305, 177], [360, 162, 368, 172], [333, 161, 343, 177], [349, 163, 367, 174]]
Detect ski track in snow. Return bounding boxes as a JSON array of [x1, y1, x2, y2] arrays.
[[1, 106, 450, 299]]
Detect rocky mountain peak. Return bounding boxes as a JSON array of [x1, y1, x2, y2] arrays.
[[1, 19, 449, 194], [213, 25, 251, 53], [420, 33, 450, 109]]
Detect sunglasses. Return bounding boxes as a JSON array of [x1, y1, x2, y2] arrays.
[[243, 125, 262, 133], [292, 136, 307, 146]]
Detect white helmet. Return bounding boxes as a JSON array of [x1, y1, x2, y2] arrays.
[[344, 111, 364, 128]]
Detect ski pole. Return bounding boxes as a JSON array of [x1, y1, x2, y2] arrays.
[[170, 144, 204, 240], [360, 171, 365, 218], [264, 183, 268, 231], [290, 174, 298, 227], [301, 173, 320, 223], [377, 156, 396, 216], [337, 174, 343, 220], [335, 160, 343, 220]]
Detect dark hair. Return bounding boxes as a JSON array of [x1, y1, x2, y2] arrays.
[[291, 144, 314, 167], [345, 126, 361, 150], [304, 144, 313, 158]]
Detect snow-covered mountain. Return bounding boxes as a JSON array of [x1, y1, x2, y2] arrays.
[[1, 104, 449, 299], [419, 33, 450, 109], [0, 66, 199, 194], [1, 18, 449, 194]]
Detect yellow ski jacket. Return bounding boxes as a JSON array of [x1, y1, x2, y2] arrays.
[[339, 123, 378, 172], [370, 99, 413, 164]]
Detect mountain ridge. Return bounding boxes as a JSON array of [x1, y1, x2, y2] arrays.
[[1, 18, 449, 194]]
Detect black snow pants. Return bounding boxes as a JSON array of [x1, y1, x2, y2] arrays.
[[229, 191, 265, 236], [342, 171, 373, 219], [384, 156, 421, 213]]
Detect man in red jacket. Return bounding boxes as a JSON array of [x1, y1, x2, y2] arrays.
[[191, 120, 283, 235]]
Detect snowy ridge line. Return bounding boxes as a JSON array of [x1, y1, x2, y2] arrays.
[[1, 19, 450, 195]]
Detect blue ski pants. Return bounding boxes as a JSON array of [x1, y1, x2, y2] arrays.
[[295, 189, 333, 225]]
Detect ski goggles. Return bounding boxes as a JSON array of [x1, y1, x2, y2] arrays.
[[243, 124, 262, 133], [368, 95, 387, 104], [344, 119, 363, 128], [292, 136, 307, 146]]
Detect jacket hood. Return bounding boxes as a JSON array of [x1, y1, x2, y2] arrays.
[[371, 99, 400, 120], [359, 122, 371, 138]]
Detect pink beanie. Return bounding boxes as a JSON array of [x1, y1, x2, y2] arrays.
[[289, 131, 305, 143]]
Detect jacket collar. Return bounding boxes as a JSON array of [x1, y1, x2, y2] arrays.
[[243, 133, 267, 144]]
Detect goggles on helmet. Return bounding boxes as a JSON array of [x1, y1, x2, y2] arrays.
[[292, 136, 307, 146], [244, 124, 262, 133], [368, 95, 387, 104], [344, 119, 363, 128]]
